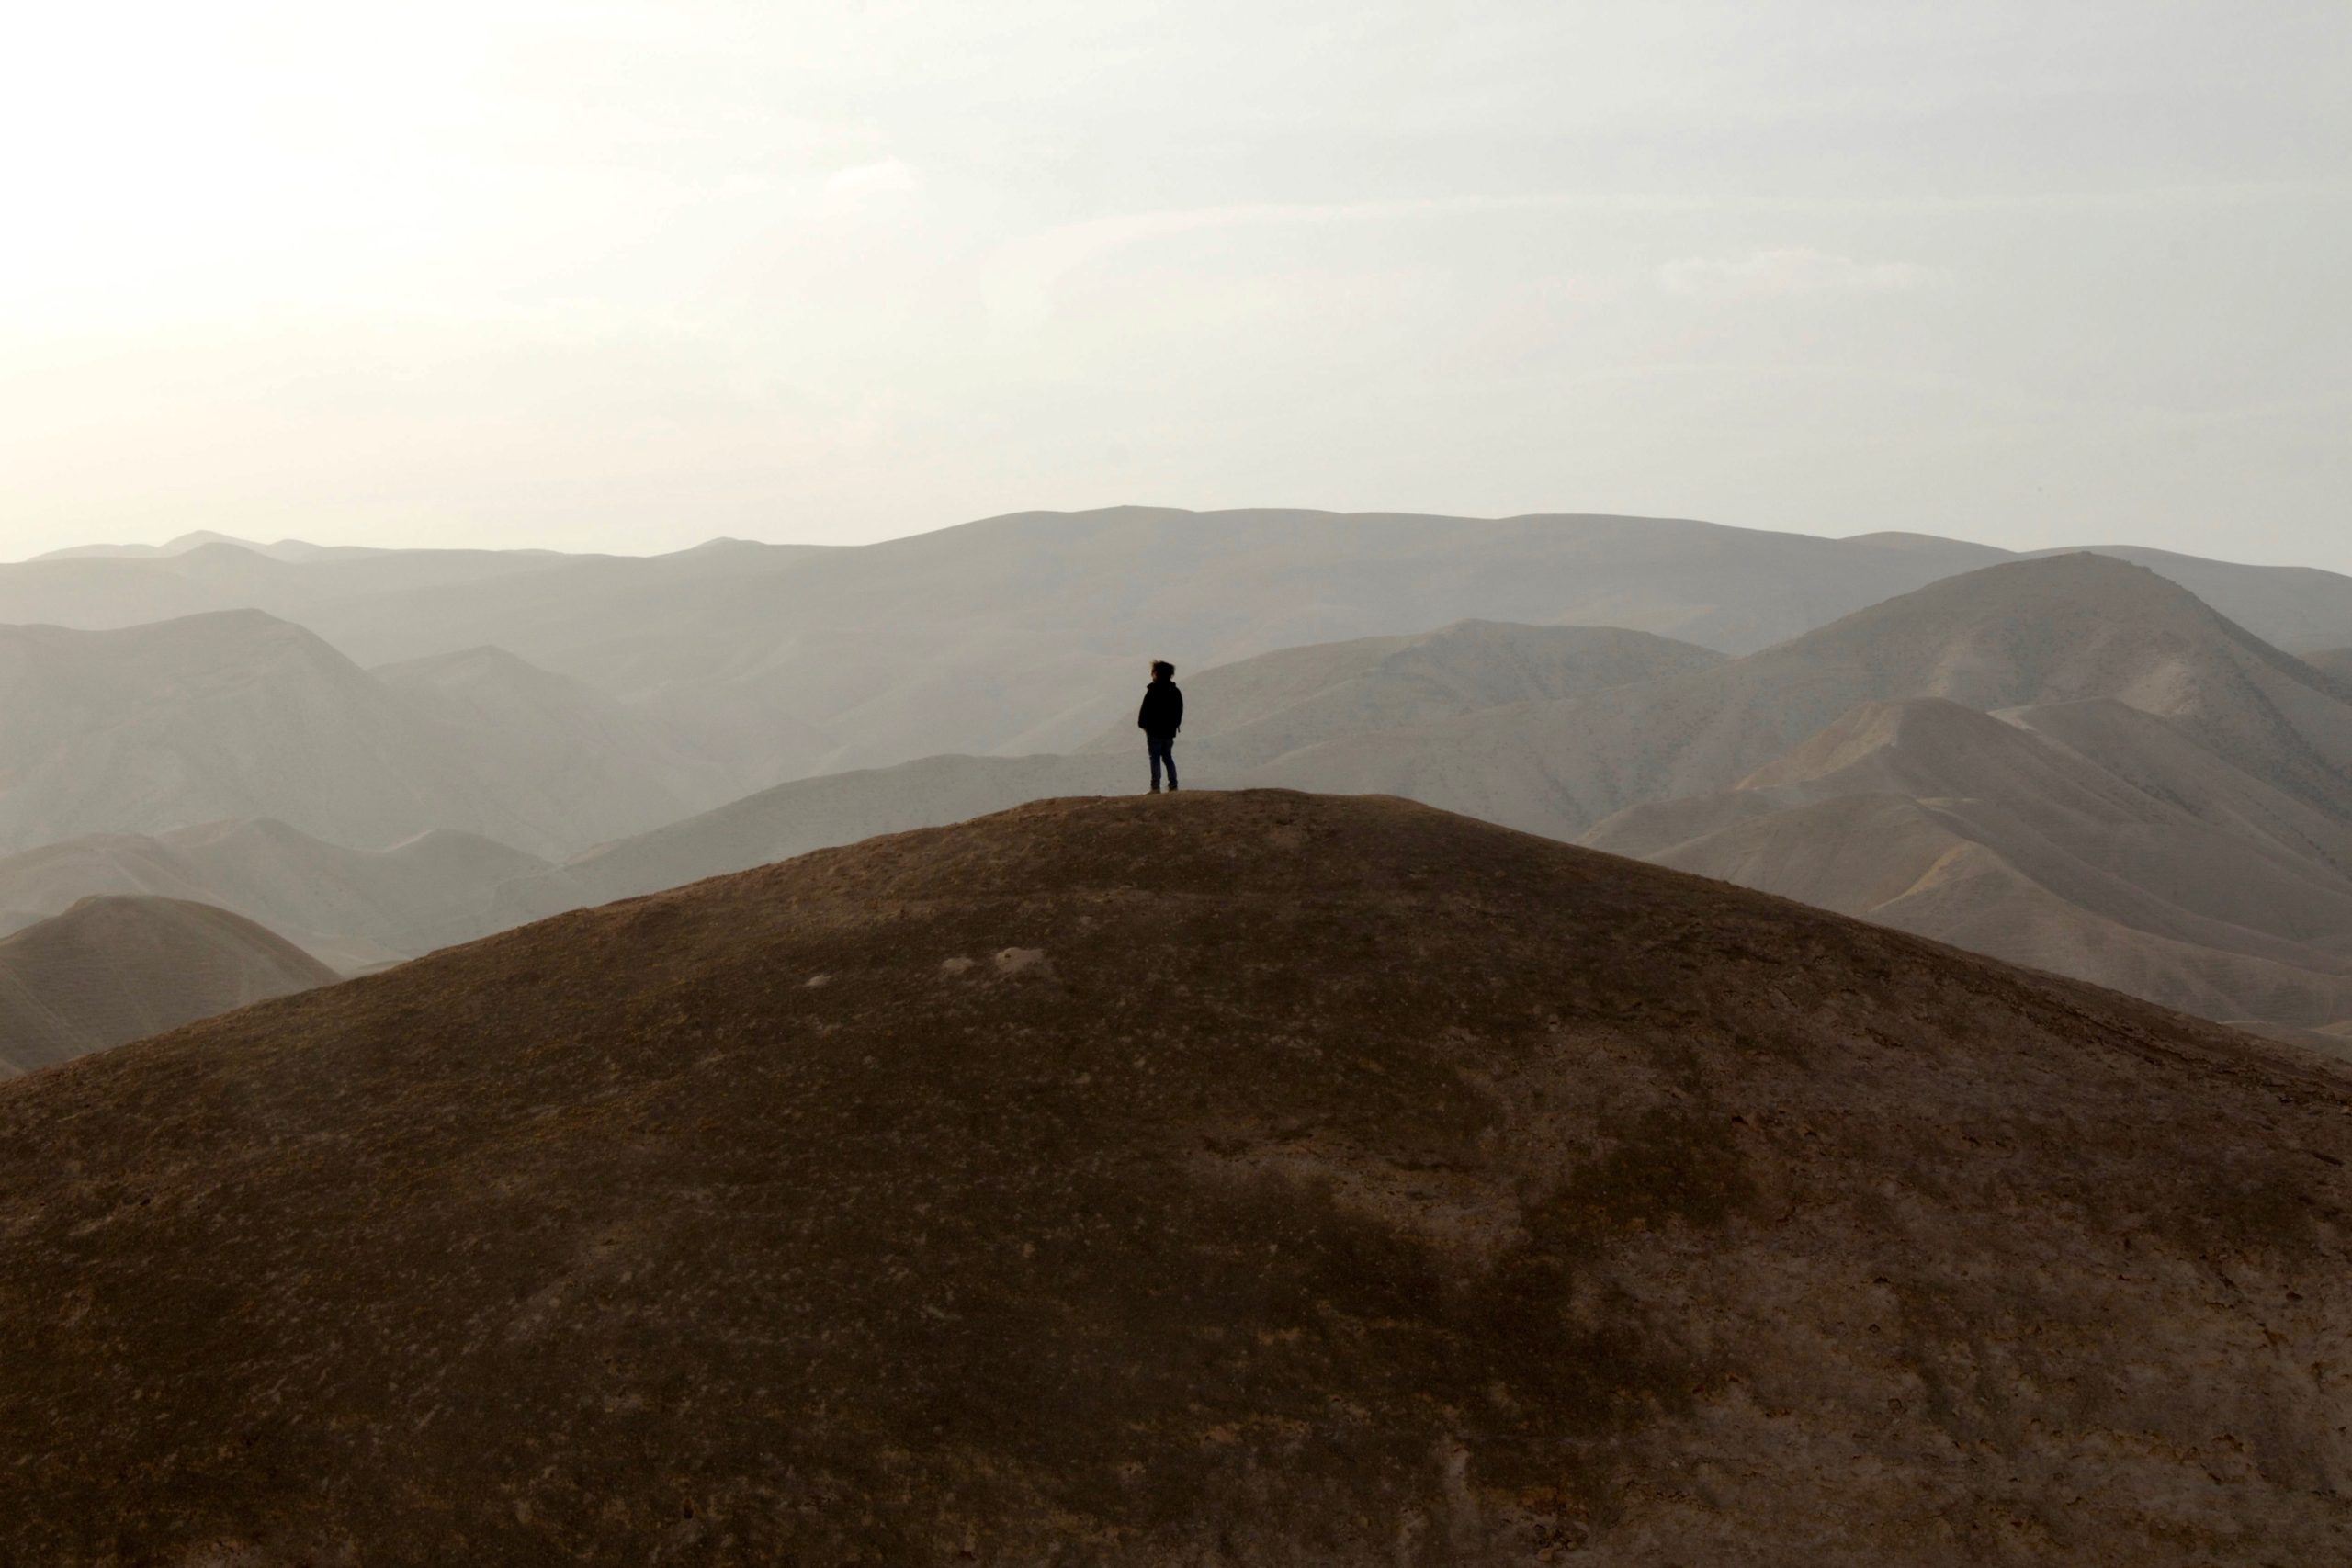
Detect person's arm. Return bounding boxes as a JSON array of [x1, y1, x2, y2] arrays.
[[1170, 689, 1183, 734], [1137, 690, 1150, 729]]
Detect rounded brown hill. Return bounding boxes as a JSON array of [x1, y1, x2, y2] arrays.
[[4, 792, 2350, 1564], [0, 894, 337, 1077]]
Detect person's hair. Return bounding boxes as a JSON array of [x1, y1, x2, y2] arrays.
[[1151, 660, 1176, 680]]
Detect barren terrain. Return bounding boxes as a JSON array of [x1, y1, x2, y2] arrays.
[[3, 793, 2348, 1562]]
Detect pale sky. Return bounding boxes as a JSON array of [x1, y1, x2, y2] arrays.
[[4, 1, 2347, 567]]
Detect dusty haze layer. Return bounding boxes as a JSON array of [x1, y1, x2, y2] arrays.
[[5, 512, 2352, 792]]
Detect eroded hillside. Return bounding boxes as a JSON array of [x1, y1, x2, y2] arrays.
[[2, 792, 2346, 1563]]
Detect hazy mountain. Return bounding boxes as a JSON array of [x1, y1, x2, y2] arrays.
[[31, 530, 262, 560], [1224, 557, 2352, 1027], [463, 552, 2352, 1033], [2304, 645, 2352, 684], [0, 539, 586, 633], [372, 645, 740, 837], [2047, 545, 2352, 655], [482, 752, 1133, 931], [0, 536, 826, 668], [1075, 618, 1724, 770], [474, 558, 2352, 963], [0, 609, 518, 852], [3, 793, 2346, 1562], [0, 820, 548, 971], [1584, 699, 2352, 1025], [500, 512, 2352, 781], [7, 510, 2352, 786], [603, 509, 1991, 774], [28, 532, 384, 563], [2006, 696, 2352, 877], [8, 530, 2347, 1040], [478, 619, 1722, 930], [1252, 553, 2352, 840], [0, 896, 335, 1077], [0, 611, 724, 858]]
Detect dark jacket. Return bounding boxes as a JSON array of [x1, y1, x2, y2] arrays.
[[1137, 680, 1183, 738]]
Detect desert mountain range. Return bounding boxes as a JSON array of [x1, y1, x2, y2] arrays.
[[5, 511, 2352, 1067], [1072, 619, 1728, 770], [1248, 553, 2352, 836], [6, 508, 2352, 786], [0, 610, 739, 858], [0, 818, 542, 975], [452, 552, 2352, 1038], [3, 793, 2346, 1562]]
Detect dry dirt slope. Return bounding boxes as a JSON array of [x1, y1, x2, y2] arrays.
[[3, 793, 2350, 1564]]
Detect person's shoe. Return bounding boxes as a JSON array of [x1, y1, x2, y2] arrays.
[[1148, 785, 1161, 794], [1168, 784, 1180, 791]]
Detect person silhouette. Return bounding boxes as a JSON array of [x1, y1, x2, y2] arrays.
[[1137, 660, 1183, 794]]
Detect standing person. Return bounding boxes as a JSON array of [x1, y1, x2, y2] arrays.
[[1137, 660, 1183, 793]]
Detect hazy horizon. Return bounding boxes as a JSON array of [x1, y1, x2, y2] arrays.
[[18, 502, 2352, 578], [6, 2, 2346, 571]]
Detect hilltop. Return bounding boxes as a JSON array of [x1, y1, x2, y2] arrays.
[[3, 792, 2347, 1563]]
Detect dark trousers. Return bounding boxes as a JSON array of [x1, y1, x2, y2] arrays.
[[1147, 733, 1178, 790]]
